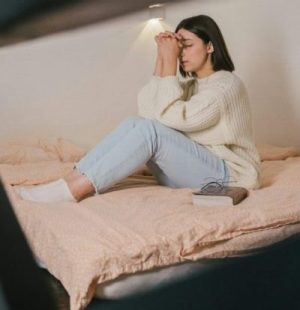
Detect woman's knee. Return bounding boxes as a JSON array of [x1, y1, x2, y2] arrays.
[[122, 117, 169, 142], [138, 118, 173, 138], [113, 116, 146, 134], [120, 117, 159, 140], [121, 115, 145, 127], [136, 118, 158, 136]]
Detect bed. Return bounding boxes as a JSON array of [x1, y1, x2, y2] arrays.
[[1, 137, 300, 310]]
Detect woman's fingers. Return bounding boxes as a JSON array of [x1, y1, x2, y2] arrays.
[[158, 31, 176, 39], [156, 31, 183, 44], [155, 31, 183, 52], [164, 31, 176, 38]]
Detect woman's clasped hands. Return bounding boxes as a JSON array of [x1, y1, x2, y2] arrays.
[[155, 31, 183, 60]]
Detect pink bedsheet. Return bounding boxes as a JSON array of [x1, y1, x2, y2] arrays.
[[1, 137, 300, 310]]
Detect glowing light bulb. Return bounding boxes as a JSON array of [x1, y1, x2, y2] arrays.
[[148, 3, 165, 21]]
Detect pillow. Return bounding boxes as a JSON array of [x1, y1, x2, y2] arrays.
[[256, 143, 300, 161], [0, 137, 86, 164]]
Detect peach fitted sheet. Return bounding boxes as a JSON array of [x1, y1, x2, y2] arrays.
[[1, 137, 300, 310]]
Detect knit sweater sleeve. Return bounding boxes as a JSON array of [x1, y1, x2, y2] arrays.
[[137, 76, 186, 119], [137, 76, 158, 119], [154, 76, 220, 132]]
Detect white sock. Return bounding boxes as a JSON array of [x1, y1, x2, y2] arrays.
[[15, 179, 76, 203]]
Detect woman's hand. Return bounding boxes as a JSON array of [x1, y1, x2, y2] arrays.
[[154, 31, 182, 77], [155, 31, 182, 60]]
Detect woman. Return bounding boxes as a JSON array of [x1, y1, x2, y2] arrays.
[[16, 15, 260, 203]]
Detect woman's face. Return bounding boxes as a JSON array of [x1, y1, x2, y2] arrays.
[[177, 28, 214, 77]]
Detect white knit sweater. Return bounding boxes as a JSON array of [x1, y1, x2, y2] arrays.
[[137, 70, 261, 189]]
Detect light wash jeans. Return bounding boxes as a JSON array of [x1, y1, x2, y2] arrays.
[[75, 116, 229, 193]]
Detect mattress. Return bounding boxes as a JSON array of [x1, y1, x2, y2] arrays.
[[37, 220, 300, 300], [36, 220, 300, 300], [95, 221, 300, 299], [1, 137, 300, 310]]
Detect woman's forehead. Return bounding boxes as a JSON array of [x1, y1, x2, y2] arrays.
[[177, 29, 197, 41]]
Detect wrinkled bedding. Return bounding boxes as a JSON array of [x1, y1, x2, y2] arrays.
[[1, 137, 300, 310]]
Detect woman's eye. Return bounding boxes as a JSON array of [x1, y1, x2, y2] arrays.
[[183, 45, 192, 48]]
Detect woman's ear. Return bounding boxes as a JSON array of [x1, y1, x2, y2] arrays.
[[207, 41, 214, 54]]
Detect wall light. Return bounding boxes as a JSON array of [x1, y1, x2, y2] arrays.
[[148, 3, 165, 21]]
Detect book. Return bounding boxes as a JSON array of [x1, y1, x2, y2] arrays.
[[192, 184, 248, 207]]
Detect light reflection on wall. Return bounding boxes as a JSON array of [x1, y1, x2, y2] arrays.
[[130, 19, 171, 53], [120, 18, 172, 70]]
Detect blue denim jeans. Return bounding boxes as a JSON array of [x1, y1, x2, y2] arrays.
[[75, 116, 229, 193]]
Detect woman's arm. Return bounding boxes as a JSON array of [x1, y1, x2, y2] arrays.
[[161, 54, 177, 77], [148, 74, 221, 132], [155, 84, 220, 132], [153, 55, 163, 76], [137, 76, 159, 119], [153, 40, 163, 76], [155, 31, 181, 77], [137, 32, 182, 118]]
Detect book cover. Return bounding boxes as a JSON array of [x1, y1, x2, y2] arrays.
[[192, 184, 248, 207]]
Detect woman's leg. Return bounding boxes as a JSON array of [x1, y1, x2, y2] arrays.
[[66, 116, 146, 200], [16, 116, 145, 202], [75, 116, 145, 170], [144, 121, 229, 188], [70, 117, 228, 199], [16, 116, 228, 202]]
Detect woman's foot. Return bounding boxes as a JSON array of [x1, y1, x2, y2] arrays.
[[15, 178, 76, 203], [64, 171, 95, 201]]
